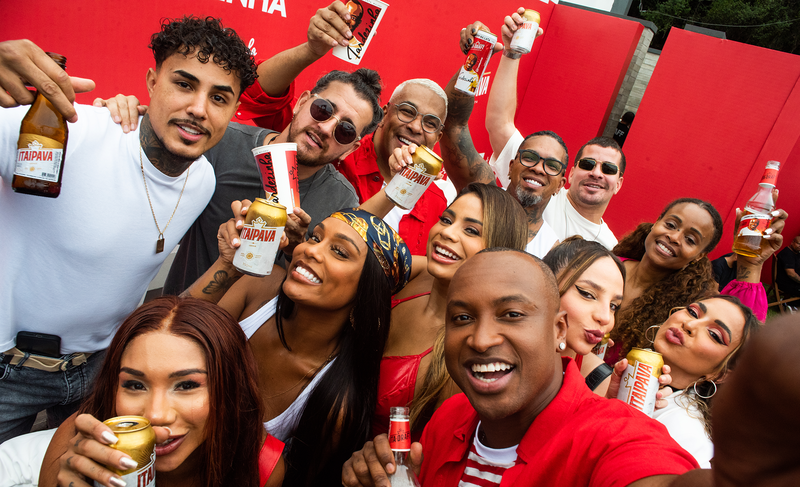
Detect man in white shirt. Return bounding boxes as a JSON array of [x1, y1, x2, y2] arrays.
[[485, 9, 623, 250], [0, 16, 257, 442]]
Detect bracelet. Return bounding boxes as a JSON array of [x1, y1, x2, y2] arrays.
[[503, 50, 522, 60]]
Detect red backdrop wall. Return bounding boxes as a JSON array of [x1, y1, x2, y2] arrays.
[[3, 1, 797, 279], [610, 28, 800, 274]]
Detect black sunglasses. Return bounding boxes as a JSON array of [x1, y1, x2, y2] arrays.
[[577, 158, 619, 176], [309, 94, 360, 145], [517, 149, 565, 176]]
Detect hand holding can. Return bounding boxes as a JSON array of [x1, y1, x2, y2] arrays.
[[385, 145, 443, 210], [332, 0, 390, 65], [253, 143, 300, 214]]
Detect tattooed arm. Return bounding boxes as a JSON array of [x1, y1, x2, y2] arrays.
[[440, 71, 498, 192]]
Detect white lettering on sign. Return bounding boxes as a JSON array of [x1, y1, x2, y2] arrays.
[[220, 0, 287, 17]]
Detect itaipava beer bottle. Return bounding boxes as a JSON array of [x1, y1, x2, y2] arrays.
[[12, 52, 69, 198], [732, 160, 780, 258], [386, 407, 421, 487]]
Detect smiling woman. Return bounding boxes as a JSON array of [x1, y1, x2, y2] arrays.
[[183, 206, 411, 486], [39, 297, 281, 487]]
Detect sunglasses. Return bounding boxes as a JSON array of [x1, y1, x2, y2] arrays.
[[517, 149, 565, 176], [577, 158, 620, 176], [392, 102, 442, 133], [309, 94, 361, 145]]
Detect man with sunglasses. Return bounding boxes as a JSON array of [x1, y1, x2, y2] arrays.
[[232, 4, 452, 255], [483, 9, 622, 250]]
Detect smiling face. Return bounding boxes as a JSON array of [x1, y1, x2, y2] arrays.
[[464, 54, 478, 72], [427, 193, 485, 280], [445, 251, 566, 437], [145, 51, 240, 162], [644, 202, 715, 270], [567, 144, 623, 209], [654, 298, 745, 389], [285, 217, 368, 310], [507, 136, 566, 209], [559, 256, 625, 356], [116, 331, 209, 473], [376, 83, 446, 159], [288, 81, 373, 167]]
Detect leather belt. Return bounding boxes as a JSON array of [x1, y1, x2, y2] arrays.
[[1, 347, 91, 373]]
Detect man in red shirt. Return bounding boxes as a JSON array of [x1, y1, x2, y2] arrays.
[[237, 2, 450, 255], [343, 249, 702, 487]]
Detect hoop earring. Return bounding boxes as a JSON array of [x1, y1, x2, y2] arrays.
[[645, 325, 660, 344], [692, 379, 717, 399], [669, 307, 685, 315]]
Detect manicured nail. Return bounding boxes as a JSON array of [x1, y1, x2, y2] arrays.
[[236, 220, 243, 227], [119, 456, 138, 470], [771, 210, 780, 217], [471, 28, 476, 34], [233, 238, 240, 246], [346, 30, 352, 39], [101, 431, 118, 445], [765, 228, 774, 235], [109, 476, 127, 487]]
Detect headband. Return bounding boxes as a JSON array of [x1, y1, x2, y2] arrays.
[[329, 209, 412, 295]]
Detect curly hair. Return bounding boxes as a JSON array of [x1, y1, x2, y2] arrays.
[[149, 16, 258, 96], [610, 222, 719, 356], [312, 69, 384, 137]]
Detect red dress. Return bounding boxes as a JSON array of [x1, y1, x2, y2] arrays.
[[258, 433, 284, 486], [373, 293, 433, 438]]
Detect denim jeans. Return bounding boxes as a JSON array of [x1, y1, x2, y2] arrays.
[[0, 349, 105, 444]]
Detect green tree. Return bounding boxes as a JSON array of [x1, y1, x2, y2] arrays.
[[629, 0, 800, 54]]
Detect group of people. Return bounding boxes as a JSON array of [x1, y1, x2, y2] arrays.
[[0, 4, 794, 487]]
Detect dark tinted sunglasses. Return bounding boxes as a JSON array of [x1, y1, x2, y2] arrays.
[[309, 94, 361, 145], [577, 158, 619, 176], [517, 149, 565, 176]]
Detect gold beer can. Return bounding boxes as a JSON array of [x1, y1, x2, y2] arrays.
[[616, 348, 664, 417], [510, 9, 541, 54], [233, 194, 288, 277], [591, 332, 611, 359], [385, 145, 443, 210], [95, 416, 156, 487]]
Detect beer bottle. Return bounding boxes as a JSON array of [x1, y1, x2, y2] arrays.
[[732, 160, 780, 258], [12, 52, 69, 198], [386, 407, 421, 487]]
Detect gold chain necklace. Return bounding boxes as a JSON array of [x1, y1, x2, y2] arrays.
[[264, 353, 335, 399], [139, 147, 189, 253]]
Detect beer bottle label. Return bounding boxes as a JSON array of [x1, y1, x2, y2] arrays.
[[760, 167, 779, 186], [15, 134, 63, 182], [389, 418, 411, 452], [736, 214, 770, 238]]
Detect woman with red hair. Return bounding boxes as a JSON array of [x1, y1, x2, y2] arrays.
[[39, 296, 283, 487]]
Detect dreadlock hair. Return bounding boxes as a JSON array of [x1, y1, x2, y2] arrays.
[[149, 16, 258, 96]]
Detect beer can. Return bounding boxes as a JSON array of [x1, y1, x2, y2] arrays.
[[94, 416, 155, 487], [385, 145, 443, 210], [509, 9, 541, 54], [591, 333, 611, 359], [455, 28, 497, 96], [233, 195, 287, 277], [616, 348, 663, 417]]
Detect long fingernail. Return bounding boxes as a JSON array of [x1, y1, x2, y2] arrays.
[[765, 228, 774, 235], [237, 220, 243, 227], [233, 238, 240, 246], [119, 456, 138, 470], [771, 210, 780, 217], [109, 476, 127, 487], [101, 431, 118, 445]]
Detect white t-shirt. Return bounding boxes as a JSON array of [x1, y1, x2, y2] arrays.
[[526, 220, 559, 259], [489, 129, 617, 250], [652, 391, 713, 469], [0, 428, 55, 487], [0, 105, 215, 354]]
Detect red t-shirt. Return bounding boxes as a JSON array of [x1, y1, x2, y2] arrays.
[[235, 63, 295, 131], [258, 433, 284, 485], [418, 358, 698, 487], [333, 134, 448, 255]]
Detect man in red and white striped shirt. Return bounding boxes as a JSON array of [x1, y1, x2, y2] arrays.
[[343, 249, 706, 487]]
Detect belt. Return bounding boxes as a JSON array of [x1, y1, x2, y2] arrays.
[[1, 347, 91, 373]]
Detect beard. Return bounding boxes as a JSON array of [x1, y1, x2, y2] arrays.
[[287, 119, 344, 168], [515, 185, 542, 209]]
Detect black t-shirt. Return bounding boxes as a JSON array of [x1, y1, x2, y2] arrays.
[[776, 246, 800, 296], [711, 253, 737, 292]]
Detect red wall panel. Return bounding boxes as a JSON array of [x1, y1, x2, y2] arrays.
[[609, 29, 800, 271]]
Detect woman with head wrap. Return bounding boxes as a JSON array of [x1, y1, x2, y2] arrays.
[[183, 205, 412, 487]]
